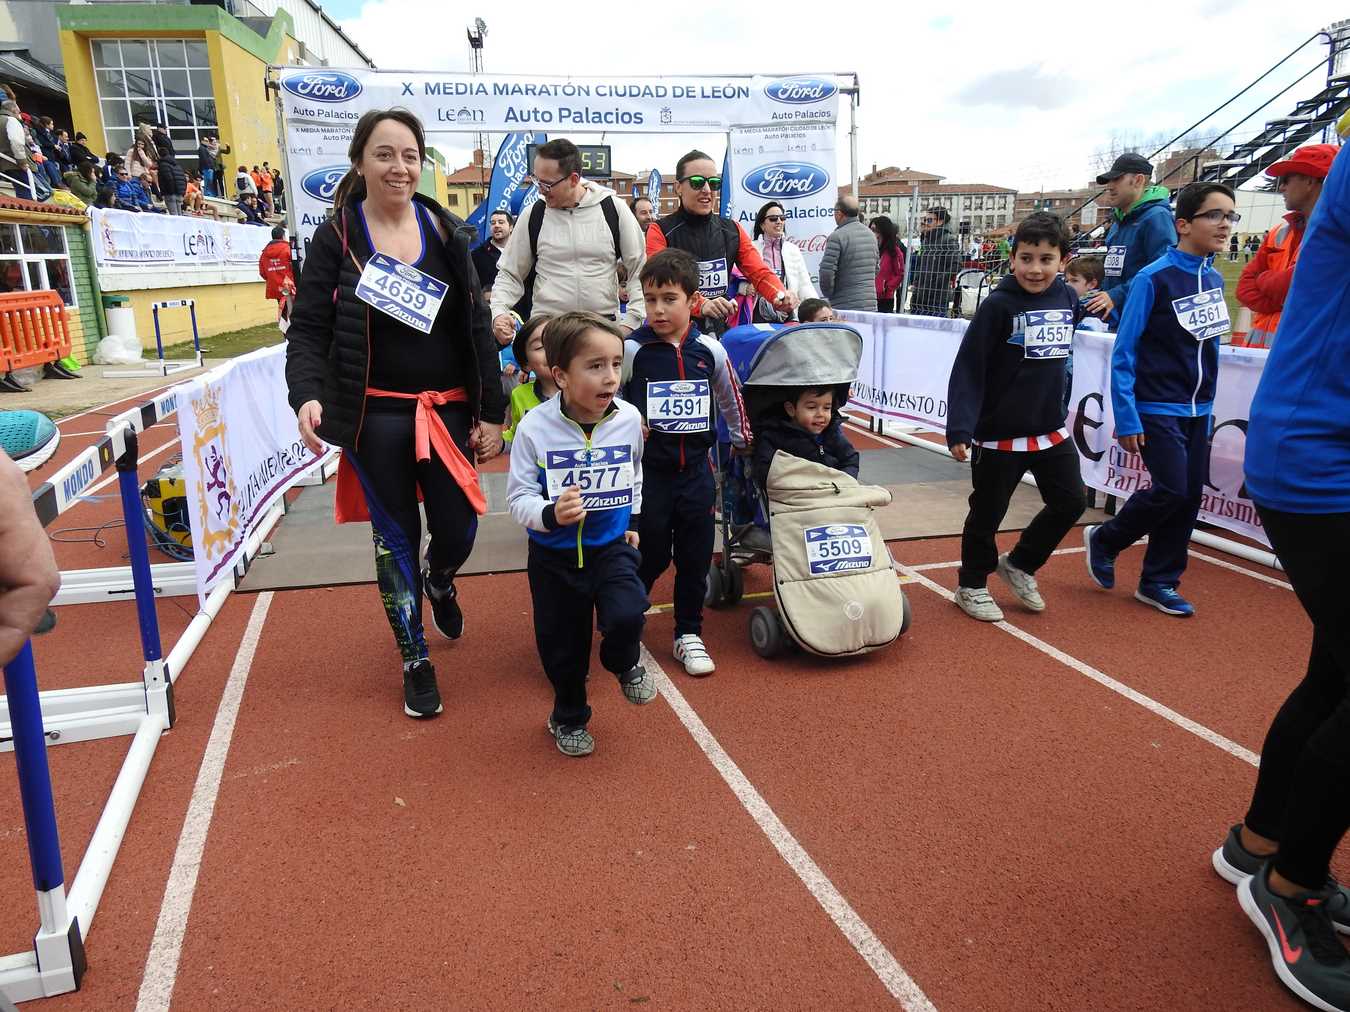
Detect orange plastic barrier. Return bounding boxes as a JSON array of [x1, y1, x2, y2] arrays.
[[0, 290, 72, 372]]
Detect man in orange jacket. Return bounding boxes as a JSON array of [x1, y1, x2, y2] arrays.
[[258, 225, 295, 329], [1237, 143, 1337, 348]]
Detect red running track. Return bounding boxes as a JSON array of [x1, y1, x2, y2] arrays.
[[1, 526, 1330, 1010]]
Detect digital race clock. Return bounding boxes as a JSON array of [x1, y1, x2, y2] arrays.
[[527, 143, 612, 179]]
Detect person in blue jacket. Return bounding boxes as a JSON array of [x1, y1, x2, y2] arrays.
[[1084, 154, 1178, 324], [1083, 180, 1236, 617], [1211, 142, 1350, 1012]]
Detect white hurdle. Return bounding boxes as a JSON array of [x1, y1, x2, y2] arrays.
[[103, 300, 204, 380]]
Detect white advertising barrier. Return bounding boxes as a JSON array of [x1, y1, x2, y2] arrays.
[[89, 207, 272, 270], [837, 310, 1270, 546], [725, 122, 837, 281], [276, 68, 843, 134], [174, 344, 335, 604]]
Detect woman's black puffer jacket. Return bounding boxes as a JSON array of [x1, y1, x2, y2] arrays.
[[285, 191, 507, 450], [154, 146, 187, 198]]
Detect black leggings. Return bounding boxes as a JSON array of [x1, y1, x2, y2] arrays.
[[1244, 506, 1350, 889], [348, 403, 478, 663]]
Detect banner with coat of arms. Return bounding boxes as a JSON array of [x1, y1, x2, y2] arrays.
[[174, 344, 334, 604]]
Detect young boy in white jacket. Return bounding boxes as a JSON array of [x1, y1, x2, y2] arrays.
[[506, 311, 655, 757]]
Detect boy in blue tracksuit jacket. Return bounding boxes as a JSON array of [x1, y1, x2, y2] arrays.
[[1084, 181, 1238, 617], [623, 249, 750, 677], [1087, 155, 1178, 326], [507, 312, 656, 757]]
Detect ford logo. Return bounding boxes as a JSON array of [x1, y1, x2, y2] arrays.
[[1193, 292, 1213, 303], [300, 166, 347, 203], [826, 524, 850, 535], [741, 162, 831, 200], [764, 77, 838, 105], [281, 71, 363, 104], [671, 381, 695, 393], [1044, 311, 1065, 321], [589, 449, 607, 462], [396, 265, 421, 282]]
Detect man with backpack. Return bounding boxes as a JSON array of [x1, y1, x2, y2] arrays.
[[490, 138, 647, 343]]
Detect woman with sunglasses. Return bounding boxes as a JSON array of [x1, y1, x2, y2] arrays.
[[747, 201, 817, 321], [286, 108, 507, 721], [646, 150, 796, 333]]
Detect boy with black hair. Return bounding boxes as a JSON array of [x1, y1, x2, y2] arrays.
[[946, 211, 1087, 622], [624, 248, 750, 676], [797, 298, 834, 323], [506, 311, 654, 758], [1084, 181, 1237, 617], [752, 385, 858, 491]]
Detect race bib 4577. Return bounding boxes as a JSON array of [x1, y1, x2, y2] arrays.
[[544, 445, 635, 511]]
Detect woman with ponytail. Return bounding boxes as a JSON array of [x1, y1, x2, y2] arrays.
[[285, 108, 507, 720]]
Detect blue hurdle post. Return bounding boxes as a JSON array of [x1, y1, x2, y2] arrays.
[[152, 303, 166, 377], [114, 428, 174, 725], [187, 301, 202, 368]]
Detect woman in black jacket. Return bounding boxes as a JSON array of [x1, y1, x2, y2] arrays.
[[154, 140, 187, 214], [286, 108, 507, 719]]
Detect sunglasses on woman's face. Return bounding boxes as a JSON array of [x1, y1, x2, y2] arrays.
[[681, 175, 722, 191], [763, 214, 784, 223]]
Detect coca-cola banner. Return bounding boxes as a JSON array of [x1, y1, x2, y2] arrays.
[[723, 122, 838, 283]]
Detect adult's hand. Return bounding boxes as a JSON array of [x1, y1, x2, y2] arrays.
[[950, 443, 969, 463], [492, 314, 515, 345], [777, 291, 800, 313], [297, 400, 325, 455], [0, 449, 61, 666], [1085, 291, 1114, 317], [473, 421, 504, 463], [701, 297, 736, 321], [1119, 433, 1145, 455]]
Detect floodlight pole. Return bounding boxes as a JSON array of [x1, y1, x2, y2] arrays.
[[467, 19, 489, 183]]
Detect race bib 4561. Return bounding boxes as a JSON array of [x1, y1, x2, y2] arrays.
[[1171, 288, 1230, 341]]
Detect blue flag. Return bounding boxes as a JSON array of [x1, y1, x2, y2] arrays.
[[647, 168, 661, 211], [471, 131, 546, 245], [510, 180, 540, 216], [719, 143, 733, 219]]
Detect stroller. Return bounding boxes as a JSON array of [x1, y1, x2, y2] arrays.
[[707, 322, 912, 658]]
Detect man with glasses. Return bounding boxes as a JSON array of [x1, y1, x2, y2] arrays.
[[646, 150, 795, 331], [113, 164, 155, 212], [819, 194, 879, 311], [490, 138, 646, 344], [1084, 153, 1176, 322], [909, 206, 962, 317], [1237, 143, 1337, 349]]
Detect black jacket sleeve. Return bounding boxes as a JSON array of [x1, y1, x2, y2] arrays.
[[824, 421, 859, 478], [945, 297, 1006, 448], [752, 428, 783, 490], [455, 230, 507, 426], [285, 220, 342, 414]]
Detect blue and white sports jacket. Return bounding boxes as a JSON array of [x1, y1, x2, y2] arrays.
[[1110, 246, 1224, 438]]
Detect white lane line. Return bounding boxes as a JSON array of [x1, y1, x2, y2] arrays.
[[56, 379, 183, 427], [1188, 549, 1292, 591], [135, 591, 274, 1012], [645, 646, 937, 1011], [895, 564, 1260, 768]]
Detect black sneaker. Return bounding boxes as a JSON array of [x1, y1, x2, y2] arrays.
[[423, 569, 464, 640], [1213, 825, 1350, 934], [1239, 862, 1350, 1012], [402, 659, 443, 718]]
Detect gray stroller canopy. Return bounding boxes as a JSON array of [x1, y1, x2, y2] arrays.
[[740, 323, 863, 387]]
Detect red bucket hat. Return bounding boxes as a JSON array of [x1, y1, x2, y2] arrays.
[[1266, 144, 1339, 180]]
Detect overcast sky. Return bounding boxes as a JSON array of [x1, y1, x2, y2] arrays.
[[321, 0, 1346, 192]]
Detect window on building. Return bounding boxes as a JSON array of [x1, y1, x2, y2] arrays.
[[91, 38, 216, 158], [0, 223, 76, 307], [448, 192, 460, 208]]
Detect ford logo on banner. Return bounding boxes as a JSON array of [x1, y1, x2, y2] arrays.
[[300, 166, 347, 203], [764, 77, 838, 105], [281, 71, 363, 103], [741, 163, 831, 200]]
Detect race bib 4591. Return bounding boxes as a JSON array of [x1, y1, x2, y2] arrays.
[[647, 379, 710, 433], [544, 444, 635, 511]]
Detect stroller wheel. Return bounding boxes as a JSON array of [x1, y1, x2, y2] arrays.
[[899, 589, 912, 636], [749, 606, 787, 658], [724, 559, 744, 605], [705, 562, 727, 609]]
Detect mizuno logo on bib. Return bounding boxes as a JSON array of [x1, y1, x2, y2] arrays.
[[1171, 288, 1229, 341], [1104, 245, 1126, 278], [697, 257, 730, 298], [646, 379, 710, 433], [544, 445, 634, 511], [355, 252, 448, 335], [1010, 309, 1073, 359]]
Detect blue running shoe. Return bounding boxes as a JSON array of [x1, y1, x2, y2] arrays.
[[1135, 584, 1195, 617], [1083, 525, 1115, 589], [0, 409, 60, 473]]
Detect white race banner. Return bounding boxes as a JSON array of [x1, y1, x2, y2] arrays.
[[838, 310, 1270, 546], [175, 344, 335, 603], [725, 122, 838, 281], [282, 121, 354, 255], [276, 69, 843, 134], [90, 208, 272, 270]]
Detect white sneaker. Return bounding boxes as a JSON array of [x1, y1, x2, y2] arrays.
[[996, 554, 1045, 612], [673, 634, 716, 676], [955, 586, 1004, 622]]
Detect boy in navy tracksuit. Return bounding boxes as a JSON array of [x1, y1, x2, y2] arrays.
[[507, 312, 656, 757], [624, 249, 749, 677], [1084, 181, 1238, 617], [945, 212, 1087, 623]]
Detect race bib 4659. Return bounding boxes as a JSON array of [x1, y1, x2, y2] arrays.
[[354, 252, 448, 334]]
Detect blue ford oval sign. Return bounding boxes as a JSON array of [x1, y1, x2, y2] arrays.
[[300, 166, 347, 203], [281, 71, 363, 103], [741, 163, 831, 200], [764, 77, 838, 105]]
